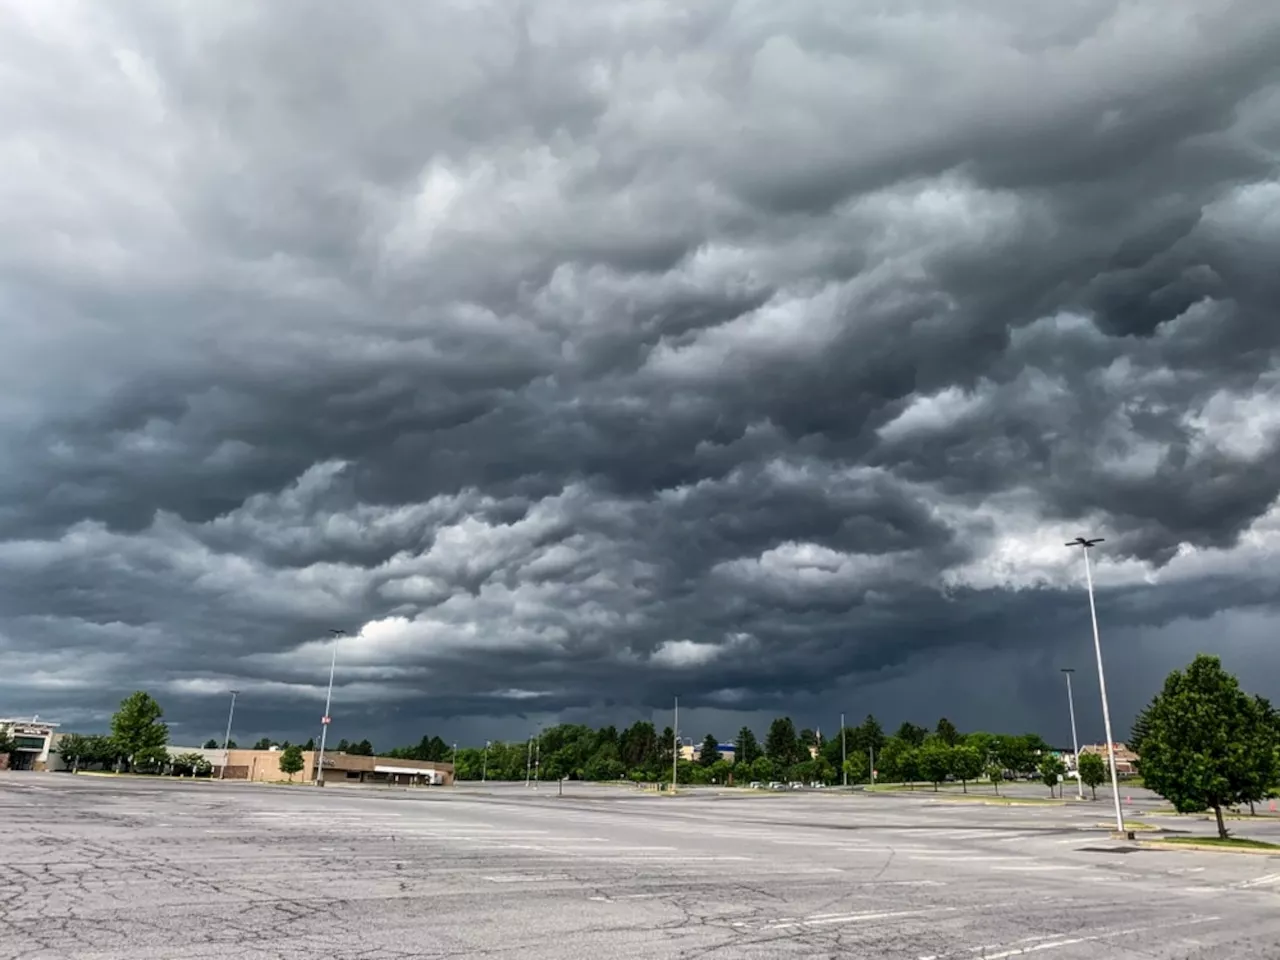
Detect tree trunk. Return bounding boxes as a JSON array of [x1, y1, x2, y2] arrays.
[[1212, 803, 1229, 840], [1090, 785, 1096, 801], [962, 779, 967, 794], [1249, 800, 1256, 816], [933, 781, 938, 792]]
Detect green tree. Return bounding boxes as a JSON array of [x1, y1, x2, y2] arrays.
[[171, 752, 211, 777], [857, 715, 886, 753], [1078, 752, 1107, 801], [110, 692, 169, 772], [133, 747, 170, 774], [57, 733, 90, 773], [895, 722, 928, 748], [352, 739, 375, 756], [202, 738, 219, 750], [252, 737, 277, 750], [335, 738, 351, 753], [765, 717, 800, 765], [843, 750, 869, 784], [709, 758, 732, 784], [918, 741, 952, 791], [734, 726, 760, 766], [1128, 696, 1156, 760], [1039, 755, 1066, 798], [986, 762, 1004, 795], [0, 728, 14, 764], [951, 745, 983, 793], [750, 756, 776, 782], [302, 737, 315, 751], [935, 718, 960, 747], [279, 744, 305, 781], [698, 734, 720, 767], [1140, 654, 1280, 839]]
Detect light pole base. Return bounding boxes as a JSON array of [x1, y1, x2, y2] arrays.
[[1110, 830, 1136, 841]]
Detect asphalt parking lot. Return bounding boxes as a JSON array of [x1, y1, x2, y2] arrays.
[[2, 774, 1278, 959]]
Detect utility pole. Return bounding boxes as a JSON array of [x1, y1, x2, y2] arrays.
[[452, 742, 458, 785], [672, 696, 679, 793], [1068, 537, 1125, 834], [525, 737, 532, 787], [869, 745, 875, 787], [840, 712, 847, 787], [313, 628, 344, 786], [220, 690, 238, 780], [1061, 668, 1083, 800], [482, 740, 490, 783]]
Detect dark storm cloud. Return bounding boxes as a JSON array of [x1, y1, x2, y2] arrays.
[[2, 0, 1280, 743]]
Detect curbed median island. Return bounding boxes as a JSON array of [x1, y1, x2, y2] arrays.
[[1140, 836, 1280, 855]]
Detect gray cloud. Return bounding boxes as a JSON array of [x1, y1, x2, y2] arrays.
[[2, 0, 1280, 747]]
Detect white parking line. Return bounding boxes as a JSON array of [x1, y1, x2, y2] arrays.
[[1237, 873, 1280, 889]]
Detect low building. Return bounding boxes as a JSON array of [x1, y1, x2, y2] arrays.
[[679, 743, 736, 764], [214, 748, 453, 786], [1079, 742, 1139, 777], [0, 717, 60, 771]]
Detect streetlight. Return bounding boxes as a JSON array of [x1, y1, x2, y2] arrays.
[[220, 690, 239, 780], [451, 742, 458, 786], [840, 712, 847, 788], [1060, 668, 1083, 800], [672, 695, 679, 793], [482, 740, 490, 783], [313, 628, 345, 787], [1067, 537, 1125, 834], [524, 736, 532, 787]]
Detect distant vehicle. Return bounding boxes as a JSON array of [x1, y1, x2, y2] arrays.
[[748, 781, 762, 789], [768, 781, 785, 790]]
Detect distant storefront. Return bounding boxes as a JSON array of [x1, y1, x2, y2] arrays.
[[0, 718, 60, 771]]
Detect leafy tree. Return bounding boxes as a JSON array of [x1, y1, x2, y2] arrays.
[[750, 756, 776, 782], [698, 734, 720, 767], [857, 715, 886, 753], [171, 752, 212, 777], [277, 744, 305, 780], [110, 692, 169, 771], [843, 750, 869, 784], [1039, 755, 1066, 797], [335, 738, 351, 753], [0, 729, 14, 764], [734, 727, 760, 766], [765, 717, 800, 765], [252, 737, 275, 751], [996, 736, 1037, 777], [57, 733, 90, 773], [351, 739, 375, 757], [798, 728, 819, 750], [659, 726, 676, 772], [951, 745, 983, 793], [935, 718, 960, 747], [1140, 654, 1280, 839], [917, 741, 952, 791], [133, 747, 170, 774], [986, 762, 1004, 795], [1078, 752, 1107, 801], [302, 737, 315, 751], [202, 738, 219, 750], [894, 722, 928, 748], [1128, 696, 1156, 759]]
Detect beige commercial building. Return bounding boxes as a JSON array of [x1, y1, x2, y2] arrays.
[[0, 717, 60, 771], [1079, 742, 1139, 777], [215, 749, 453, 786]]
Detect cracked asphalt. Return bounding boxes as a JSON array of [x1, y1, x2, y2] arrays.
[[2, 774, 1278, 959]]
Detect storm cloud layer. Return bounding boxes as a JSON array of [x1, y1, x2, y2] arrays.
[[3, 1, 1280, 747]]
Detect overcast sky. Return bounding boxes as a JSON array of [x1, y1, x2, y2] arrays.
[[3, 1, 1280, 752]]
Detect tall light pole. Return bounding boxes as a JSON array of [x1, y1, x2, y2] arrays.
[[1067, 537, 1125, 833], [452, 742, 458, 786], [525, 736, 532, 787], [1060, 668, 1083, 800], [840, 712, 847, 788], [534, 728, 541, 784], [482, 740, 490, 783], [672, 696, 679, 793], [220, 690, 239, 780], [313, 628, 345, 787]]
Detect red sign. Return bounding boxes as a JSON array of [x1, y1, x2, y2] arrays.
[[321, 716, 331, 725]]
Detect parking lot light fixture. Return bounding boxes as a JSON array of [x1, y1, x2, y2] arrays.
[[1066, 537, 1125, 834]]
